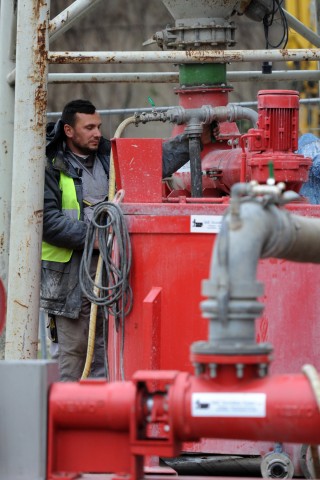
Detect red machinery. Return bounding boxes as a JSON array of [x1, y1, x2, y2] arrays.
[[47, 184, 320, 477], [201, 90, 311, 193], [106, 86, 317, 477], [110, 87, 313, 379], [47, 369, 320, 479], [46, 1, 320, 477]]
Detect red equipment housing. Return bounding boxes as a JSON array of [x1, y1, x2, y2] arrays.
[[45, 89, 320, 479], [47, 367, 320, 479], [200, 90, 311, 195], [108, 88, 317, 475]]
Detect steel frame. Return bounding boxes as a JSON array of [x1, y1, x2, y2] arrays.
[[0, 0, 319, 360]]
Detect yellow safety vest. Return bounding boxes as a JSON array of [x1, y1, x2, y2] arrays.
[[41, 172, 80, 262]]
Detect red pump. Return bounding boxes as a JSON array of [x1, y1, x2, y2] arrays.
[[199, 90, 311, 195], [47, 366, 320, 479]]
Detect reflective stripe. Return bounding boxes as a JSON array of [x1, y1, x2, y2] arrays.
[[42, 172, 80, 263], [59, 172, 80, 219]]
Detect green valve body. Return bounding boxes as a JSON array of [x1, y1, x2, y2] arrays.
[[179, 63, 227, 87]]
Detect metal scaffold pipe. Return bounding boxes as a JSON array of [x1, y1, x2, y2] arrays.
[[46, 70, 320, 84], [47, 72, 179, 84], [5, 0, 50, 360], [0, 0, 16, 291], [5, 0, 105, 89], [48, 49, 320, 64], [283, 8, 320, 48], [7, 69, 320, 87], [49, 0, 104, 43]]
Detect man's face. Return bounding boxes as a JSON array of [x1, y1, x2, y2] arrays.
[[64, 111, 102, 156]]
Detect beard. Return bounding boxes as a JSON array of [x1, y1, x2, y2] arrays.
[[78, 145, 99, 155], [70, 138, 100, 156]]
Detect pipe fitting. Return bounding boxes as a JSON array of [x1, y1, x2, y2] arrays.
[[260, 452, 294, 479], [166, 104, 258, 128], [184, 122, 203, 137], [196, 189, 320, 359], [134, 110, 168, 125]]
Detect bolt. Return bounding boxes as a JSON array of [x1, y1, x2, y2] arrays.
[[194, 363, 205, 376], [236, 363, 244, 378], [146, 398, 154, 411], [258, 363, 268, 378], [209, 363, 217, 378], [163, 425, 170, 432]]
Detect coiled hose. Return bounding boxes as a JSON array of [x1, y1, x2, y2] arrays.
[[79, 192, 132, 380]]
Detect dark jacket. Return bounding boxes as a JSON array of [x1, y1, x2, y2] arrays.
[[40, 120, 111, 318]]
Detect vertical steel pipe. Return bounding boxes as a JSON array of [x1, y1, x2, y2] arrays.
[[0, 0, 16, 290], [5, 0, 49, 359]]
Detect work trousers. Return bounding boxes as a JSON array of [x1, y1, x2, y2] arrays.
[[54, 255, 106, 382]]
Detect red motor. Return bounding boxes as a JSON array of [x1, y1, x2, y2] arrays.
[[249, 89, 300, 152], [245, 90, 311, 191], [199, 89, 312, 195]]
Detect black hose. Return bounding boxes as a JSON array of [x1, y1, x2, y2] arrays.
[[189, 136, 203, 197], [79, 201, 133, 379]]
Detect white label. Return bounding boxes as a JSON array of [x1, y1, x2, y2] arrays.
[[192, 392, 266, 418], [177, 161, 190, 173], [190, 215, 223, 233]]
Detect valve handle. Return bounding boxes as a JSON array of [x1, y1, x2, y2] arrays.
[[148, 96, 156, 108]]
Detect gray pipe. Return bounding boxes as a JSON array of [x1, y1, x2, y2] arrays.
[[166, 104, 258, 128], [225, 104, 258, 128], [199, 190, 320, 356]]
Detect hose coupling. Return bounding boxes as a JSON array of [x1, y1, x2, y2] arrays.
[[260, 452, 294, 479]]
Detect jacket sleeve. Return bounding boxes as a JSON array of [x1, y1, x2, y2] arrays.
[[162, 133, 190, 178], [42, 164, 87, 250]]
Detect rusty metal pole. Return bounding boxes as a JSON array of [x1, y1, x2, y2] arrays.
[[0, 0, 17, 359], [5, 0, 49, 359], [48, 49, 320, 64], [0, 0, 16, 290]]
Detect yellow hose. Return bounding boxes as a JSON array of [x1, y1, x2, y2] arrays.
[[81, 116, 136, 380], [81, 255, 103, 379], [108, 116, 136, 201]]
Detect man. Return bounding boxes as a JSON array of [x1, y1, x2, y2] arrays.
[[41, 99, 190, 381], [41, 100, 110, 381]]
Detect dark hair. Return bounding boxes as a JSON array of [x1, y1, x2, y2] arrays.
[[61, 99, 96, 126]]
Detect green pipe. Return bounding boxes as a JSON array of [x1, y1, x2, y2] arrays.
[[179, 63, 227, 86]]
